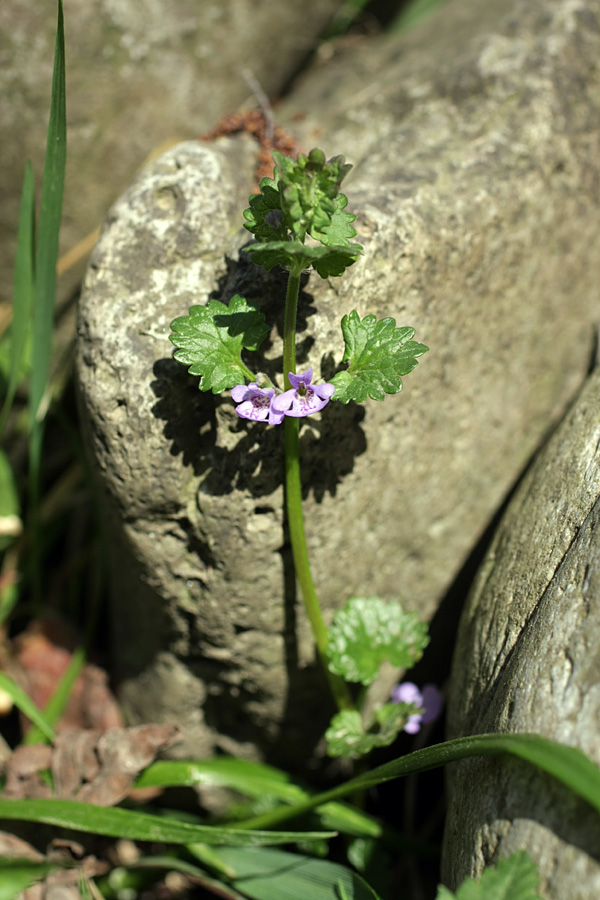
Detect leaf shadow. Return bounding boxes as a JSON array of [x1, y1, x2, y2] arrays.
[[150, 255, 367, 502]]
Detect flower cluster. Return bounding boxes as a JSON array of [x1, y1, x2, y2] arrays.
[[390, 682, 443, 735], [232, 368, 334, 425]]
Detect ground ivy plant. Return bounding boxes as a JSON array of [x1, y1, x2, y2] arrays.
[[170, 148, 431, 759]]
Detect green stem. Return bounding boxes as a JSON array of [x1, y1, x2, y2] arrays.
[[282, 271, 300, 388], [282, 270, 354, 712]]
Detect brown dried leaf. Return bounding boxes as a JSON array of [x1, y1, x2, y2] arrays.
[[52, 724, 180, 805], [75, 724, 180, 805], [1, 724, 180, 806], [21, 856, 109, 900], [13, 618, 123, 734], [2, 744, 53, 799], [0, 830, 45, 861], [51, 729, 102, 799]]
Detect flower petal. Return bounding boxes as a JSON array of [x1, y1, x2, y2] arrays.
[[268, 403, 285, 425], [404, 714, 423, 735], [312, 382, 335, 401], [271, 389, 296, 412], [288, 367, 313, 390], [421, 684, 444, 724], [390, 682, 422, 706], [236, 399, 269, 421], [286, 390, 328, 417], [231, 384, 251, 402]]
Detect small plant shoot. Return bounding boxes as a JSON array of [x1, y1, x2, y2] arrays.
[[170, 147, 431, 754]]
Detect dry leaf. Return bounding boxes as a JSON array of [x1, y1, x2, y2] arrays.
[[14, 618, 123, 733], [1, 724, 180, 805]]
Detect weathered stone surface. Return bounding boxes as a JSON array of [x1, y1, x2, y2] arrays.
[[0, 0, 342, 306], [444, 367, 600, 898], [76, 0, 600, 765]]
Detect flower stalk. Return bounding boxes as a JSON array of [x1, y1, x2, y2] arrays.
[[282, 272, 354, 713]]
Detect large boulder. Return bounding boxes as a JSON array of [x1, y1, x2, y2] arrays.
[[443, 367, 600, 899], [76, 0, 600, 765], [0, 0, 343, 306]]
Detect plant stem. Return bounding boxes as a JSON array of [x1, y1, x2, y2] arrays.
[[282, 270, 354, 712], [282, 271, 300, 389]]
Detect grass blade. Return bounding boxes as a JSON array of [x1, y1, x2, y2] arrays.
[[135, 758, 307, 803], [135, 758, 383, 838], [0, 162, 35, 437], [392, 0, 447, 31], [232, 733, 600, 830], [23, 645, 85, 745], [29, 0, 66, 435], [0, 671, 55, 742], [28, 0, 67, 606], [0, 862, 57, 900], [0, 798, 335, 846]]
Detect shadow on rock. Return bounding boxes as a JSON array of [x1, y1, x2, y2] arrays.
[[151, 258, 368, 500]]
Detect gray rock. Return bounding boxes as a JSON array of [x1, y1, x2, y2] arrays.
[[76, 0, 600, 765], [0, 0, 342, 306], [444, 367, 600, 898]]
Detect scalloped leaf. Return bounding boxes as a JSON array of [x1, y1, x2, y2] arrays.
[[330, 311, 428, 403], [435, 852, 541, 900], [245, 241, 362, 278], [243, 178, 288, 243], [273, 148, 353, 243], [310, 193, 359, 247], [325, 704, 418, 760], [169, 295, 268, 393], [327, 597, 429, 685]]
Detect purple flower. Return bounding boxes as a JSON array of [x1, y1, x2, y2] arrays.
[[271, 367, 335, 419], [390, 682, 443, 735], [231, 383, 285, 425]]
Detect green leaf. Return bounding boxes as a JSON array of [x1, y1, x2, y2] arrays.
[[435, 851, 541, 900], [325, 705, 418, 759], [246, 241, 362, 278], [243, 178, 288, 243], [0, 161, 35, 438], [206, 846, 382, 900], [135, 758, 383, 839], [243, 149, 361, 250], [170, 295, 268, 392], [327, 597, 429, 685], [0, 861, 57, 900], [0, 671, 55, 742], [28, 0, 67, 607], [29, 0, 66, 445], [0, 449, 21, 555], [274, 149, 354, 244], [232, 733, 600, 832], [135, 757, 307, 803], [331, 311, 429, 403], [310, 194, 360, 247], [23, 646, 85, 745], [0, 798, 334, 846], [392, 0, 447, 32]]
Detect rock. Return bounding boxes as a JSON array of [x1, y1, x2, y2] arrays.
[[0, 0, 343, 306], [444, 367, 600, 899], [76, 0, 600, 765]]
